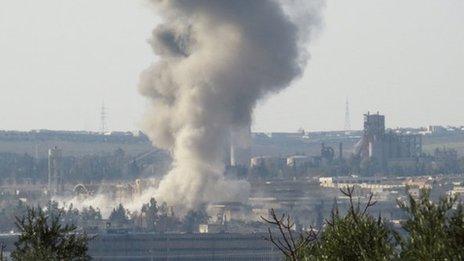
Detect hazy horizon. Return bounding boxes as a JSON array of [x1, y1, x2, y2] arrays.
[[1, 0, 463, 132]]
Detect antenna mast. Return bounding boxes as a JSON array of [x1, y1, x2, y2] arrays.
[[100, 101, 107, 134], [344, 98, 351, 131]]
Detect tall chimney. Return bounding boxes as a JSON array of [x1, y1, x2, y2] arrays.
[[339, 142, 343, 160]]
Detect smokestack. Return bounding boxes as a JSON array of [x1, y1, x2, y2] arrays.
[[339, 142, 343, 160], [48, 146, 63, 197], [139, 0, 323, 210], [230, 124, 251, 167]]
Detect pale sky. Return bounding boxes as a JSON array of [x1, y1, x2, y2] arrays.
[[1, 0, 463, 132]]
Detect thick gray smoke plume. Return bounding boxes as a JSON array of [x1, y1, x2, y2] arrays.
[[139, 0, 323, 210]]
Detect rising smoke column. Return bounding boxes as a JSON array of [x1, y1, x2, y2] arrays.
[[139, 0, 322, 210]]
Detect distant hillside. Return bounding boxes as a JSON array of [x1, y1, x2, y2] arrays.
[[1, 129, 464, 158], [0, 130, 153, 158]]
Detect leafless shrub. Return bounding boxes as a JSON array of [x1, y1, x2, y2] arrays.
[[261, 209, 317, 261]]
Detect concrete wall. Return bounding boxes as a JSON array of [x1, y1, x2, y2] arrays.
[[0, 233, 281, 261]]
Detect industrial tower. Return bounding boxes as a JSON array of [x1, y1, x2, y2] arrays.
[[48, 146, 63, 197], [344, 98, 351, 131], [100, 101, 107, 134]]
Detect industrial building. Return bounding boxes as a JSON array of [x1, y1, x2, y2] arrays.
[[355, 112, 422, 172]]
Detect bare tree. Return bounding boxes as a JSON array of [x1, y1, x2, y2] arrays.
[[262, 187, 379, 260], [261, 209, 317, 261], [339, 186, 377, 224]]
